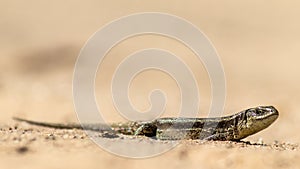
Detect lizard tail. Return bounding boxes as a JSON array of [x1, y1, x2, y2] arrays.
[[12, 117, 83, 129]]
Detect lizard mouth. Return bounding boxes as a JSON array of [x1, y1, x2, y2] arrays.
[[265, 109, 279, 124]]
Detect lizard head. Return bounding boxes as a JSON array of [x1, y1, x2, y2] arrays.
[[237, 106, 279, 139]]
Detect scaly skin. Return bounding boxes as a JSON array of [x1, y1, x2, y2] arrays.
[[13, 106, 279, 141]]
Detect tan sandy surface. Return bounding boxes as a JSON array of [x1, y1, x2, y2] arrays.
[[1, 1, 300, 169]]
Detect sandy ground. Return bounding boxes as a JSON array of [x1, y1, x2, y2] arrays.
[[1, 1, 300, 169]]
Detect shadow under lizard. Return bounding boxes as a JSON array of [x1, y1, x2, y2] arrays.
[[13, 106, 278, 141]]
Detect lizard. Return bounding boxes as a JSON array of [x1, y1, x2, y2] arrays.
[[13, 105, 279, 141]]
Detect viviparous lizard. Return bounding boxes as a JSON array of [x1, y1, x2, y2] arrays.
[[13, 106, 279, 141]]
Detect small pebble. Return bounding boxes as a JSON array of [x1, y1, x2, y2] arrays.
[[45, 133, 56, 140], [16, 146, 29, 154], [63, 134, 69, 139], [257, 138, 264, 145]]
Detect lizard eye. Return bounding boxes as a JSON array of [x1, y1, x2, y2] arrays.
[[248, 108, 267, 117], [247, 109, 260, 116]]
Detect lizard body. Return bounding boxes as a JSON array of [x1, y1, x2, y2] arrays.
[[13, 106, 279, 141]]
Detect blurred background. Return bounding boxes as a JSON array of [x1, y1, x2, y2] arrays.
[[1, 0, 300, 144]]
